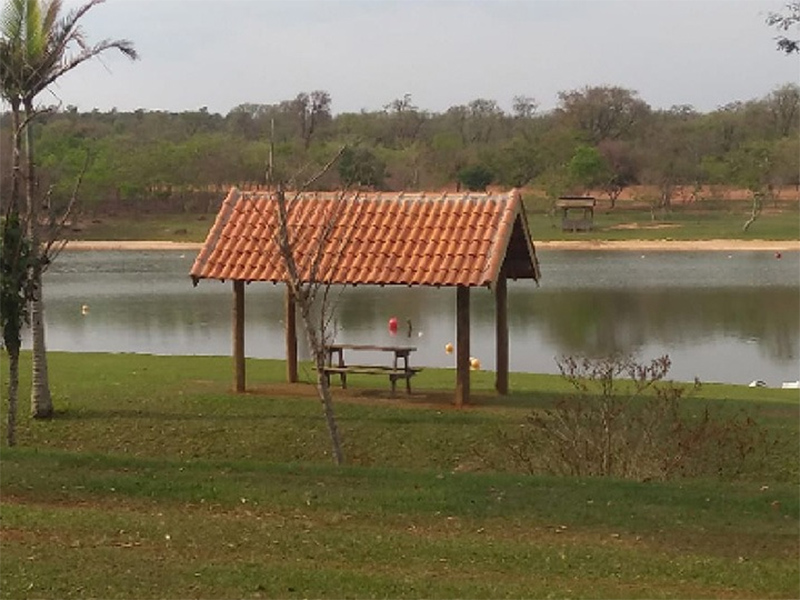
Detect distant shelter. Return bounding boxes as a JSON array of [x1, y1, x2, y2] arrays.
[[556, 196, 596, 232]]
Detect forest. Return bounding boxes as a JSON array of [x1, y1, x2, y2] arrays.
[[1, 83, 798, 215]]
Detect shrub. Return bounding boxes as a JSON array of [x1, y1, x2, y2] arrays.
[[496, 354, 775, 481]]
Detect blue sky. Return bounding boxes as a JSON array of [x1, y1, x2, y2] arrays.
[[51, 0, 799, 115]]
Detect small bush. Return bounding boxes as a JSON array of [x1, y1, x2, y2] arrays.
[[496, 354, 775, 481]]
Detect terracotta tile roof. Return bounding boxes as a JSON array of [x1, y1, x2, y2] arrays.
[[190, 188, 539, 287]]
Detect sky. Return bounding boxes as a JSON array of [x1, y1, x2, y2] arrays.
[[48, 0, 800, 116]]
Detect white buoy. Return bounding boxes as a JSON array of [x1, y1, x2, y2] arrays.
[[81, 304, 89, 315]]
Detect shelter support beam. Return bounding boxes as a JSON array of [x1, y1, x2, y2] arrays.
[[233, 280, 245, 392], [495, 269, 509, 395], [285, 286, 298, 383], [455, 285, 470, 407]]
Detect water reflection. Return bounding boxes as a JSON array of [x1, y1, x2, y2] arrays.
[[34, 249, 800, 386]]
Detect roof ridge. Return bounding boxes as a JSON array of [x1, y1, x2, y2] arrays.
[[481, 189, 525, 287]]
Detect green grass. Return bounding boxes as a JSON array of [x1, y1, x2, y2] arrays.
[[523, 195, 800, 242], [1, 352, 798, 599], [72, 213, 216, 242]]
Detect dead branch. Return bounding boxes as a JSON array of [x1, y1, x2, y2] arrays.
[[42, 152, 91, 266]]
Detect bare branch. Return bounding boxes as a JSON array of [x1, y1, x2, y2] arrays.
[[41, 151, 90, 265]]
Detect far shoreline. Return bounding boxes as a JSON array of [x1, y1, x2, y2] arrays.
[[66, 239, 800, 252]]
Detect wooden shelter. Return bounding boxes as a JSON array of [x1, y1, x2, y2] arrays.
[[556, 196, 596, 232], [190, 187, 540, 406]]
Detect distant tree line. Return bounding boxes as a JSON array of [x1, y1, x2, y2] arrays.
[[1, 84, 797, 215]]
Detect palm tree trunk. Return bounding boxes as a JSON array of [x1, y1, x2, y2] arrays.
[[6, 349, 20, 446], [29, 285, 53, 418], [4, 97, 23, 444], [23, 97, 53, 419], [10, 98, 21, 206]]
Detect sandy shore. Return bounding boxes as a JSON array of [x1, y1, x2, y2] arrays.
[[67, 239, 800, 252]]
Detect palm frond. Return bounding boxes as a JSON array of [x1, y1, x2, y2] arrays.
[[3, 0, 138, 101], [33, 38, 137, 96], [0, 0, 25, 42]]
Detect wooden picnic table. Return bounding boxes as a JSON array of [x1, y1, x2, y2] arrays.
[[323, 343, 421, 395]]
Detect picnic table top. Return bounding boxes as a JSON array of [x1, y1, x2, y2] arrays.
[[326, 343, 417, 353]]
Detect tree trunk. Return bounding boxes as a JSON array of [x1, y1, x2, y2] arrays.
[[313, 365, 344, 465], [299, 302, 344, 465], [30, 286, 53, 418], [10, 98, 21, 206], [285, 286, 298, 383], [6, 349, 20, 446], [24, 98, 53, 419], [742, 191, 764, 233], [5, 101, 23, 443]]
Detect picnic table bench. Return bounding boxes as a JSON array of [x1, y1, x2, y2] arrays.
[[322, 343, 422, 395]]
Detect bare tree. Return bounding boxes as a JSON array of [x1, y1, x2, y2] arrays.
[[293, 90, 332, 149], [512, 95, 538, 120], [597, 139, 638, 208], [261, 147, 360, 464], [765, 83, 800, 137], [383, 93, 425, 147]]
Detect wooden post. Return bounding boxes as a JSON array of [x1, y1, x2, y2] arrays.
[[233, 280, 245, 392], [455, 285, 470, 407], [285, 285, 298, 383], [495, 269, 509, 395]]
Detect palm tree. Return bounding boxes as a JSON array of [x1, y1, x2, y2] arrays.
[[1, 7, 31, 443], [1, 0, 137, 418]]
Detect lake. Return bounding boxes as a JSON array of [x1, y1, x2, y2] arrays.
[[30, 248, 800, 387]]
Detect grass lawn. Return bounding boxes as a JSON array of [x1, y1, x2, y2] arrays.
[[1, 352, 798, 599], [68, 213, 216, 243], [524, 195, 800, 242]]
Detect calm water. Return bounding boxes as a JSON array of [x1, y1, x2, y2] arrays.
[[30, 249, 800, 386]]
